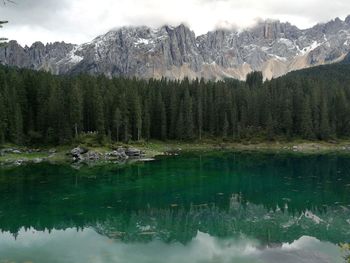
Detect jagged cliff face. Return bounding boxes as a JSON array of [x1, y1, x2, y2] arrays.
[[1, 16, 350, 80]]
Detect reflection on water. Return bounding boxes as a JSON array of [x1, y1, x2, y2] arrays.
[[0, 228, 343, 263], [0, 152, 350, 261]]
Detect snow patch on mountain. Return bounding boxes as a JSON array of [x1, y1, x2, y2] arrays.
[[68, 46, 84, 64], [299, 41, 322, 55], [135, 38, 152, 46]]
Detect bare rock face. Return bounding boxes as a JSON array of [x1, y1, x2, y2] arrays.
[[1, 16, 350, 80]]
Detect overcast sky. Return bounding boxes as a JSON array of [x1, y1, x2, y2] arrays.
[[1, 0, 350, 46]]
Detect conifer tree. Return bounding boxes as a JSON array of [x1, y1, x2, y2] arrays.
[[266, 110, 275, 140], [142, 98, 151, 141], [319, 97, 330, 140], [0, 93, 5, 144], [183, 88, 194, 139], [169, 87, 178, 139], [222, 113, 229, 139], [197, 97, 203, 140], [113, 108, 122, 142], [300, 97, 314, 139], [70, 82, 83, 138], [160, 100, 167, 140], [176, 100, 185, 139], [134, 96, 142, 141]]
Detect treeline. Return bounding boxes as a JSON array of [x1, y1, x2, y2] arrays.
[[1, 64, 350, 145]]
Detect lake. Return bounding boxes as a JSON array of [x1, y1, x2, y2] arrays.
[[0, 152, 349, 263]]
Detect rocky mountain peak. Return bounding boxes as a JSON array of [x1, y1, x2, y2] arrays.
[[345, 15, 350, 24], [1, 15, 350, 80]]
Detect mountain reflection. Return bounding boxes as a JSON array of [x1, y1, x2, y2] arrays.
[[0, 152, 349, 243]]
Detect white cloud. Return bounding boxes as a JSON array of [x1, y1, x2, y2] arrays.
[[0, 0, 350, 46]]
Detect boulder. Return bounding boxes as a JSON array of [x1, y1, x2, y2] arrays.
[[14, 160, 23, 166], [49, 148, 57, 154], [2, 148, 14, 154], [72, 155, 84, 162], [71, 147, 88, 157], [106, 150, 128, 160], [116, 147, 126, 153], [106, 150, 121, 157], [2, 148, 22, 154], [84, 151, 101, 161], [125, 148, 142, 157], [70, 147, 89, 162]]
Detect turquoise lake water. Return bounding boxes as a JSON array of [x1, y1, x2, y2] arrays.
[[0, 152, 349, 262]]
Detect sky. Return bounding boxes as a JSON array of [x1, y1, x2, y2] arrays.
[[0, 0, 350, 46]]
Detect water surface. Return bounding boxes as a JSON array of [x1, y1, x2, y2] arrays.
[[0, 152, 349, 262]]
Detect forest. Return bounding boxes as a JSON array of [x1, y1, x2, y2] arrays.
[[1, 63, 350, 145]]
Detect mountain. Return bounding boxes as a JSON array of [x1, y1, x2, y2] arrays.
[[1, 16, 350, 80], [340, 51, 350, 64]]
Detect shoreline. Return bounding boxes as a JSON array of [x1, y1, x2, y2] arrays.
[[1, 140, 350, 167]]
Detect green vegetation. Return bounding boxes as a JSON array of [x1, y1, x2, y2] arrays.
[[1, 63, 350, 147], [0, 152, 47, 162]]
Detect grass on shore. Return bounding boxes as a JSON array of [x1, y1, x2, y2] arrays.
[[2, 134, 350, 165]]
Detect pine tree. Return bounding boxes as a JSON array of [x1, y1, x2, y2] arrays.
[[334, 89, 350, 137], [246, 71, 263, 89], [282, 101, 293, 138], [0, 92, 5, 144], [300, 97, 314, 139], [266, 110, 275, 140], [176, 100, 185, 139], [118, 94, 130, 142], [134, 96, 142, 141], [122, 115, 130, 142], [197, 97, 203, 140], [168, 87, 178, 139], [183, 88, 194, 139], [143, 99, 151, 141], [222, 113, 229, 139], [13, 103, 23, 144], [208, 91, 216, 136], [94, 89, 105, 139], [160, 100, 167, 140], [319, 97, 330, 140], [70, 82, 83, 138], [113, 107, 122, 142], [47, 81, 61, 143]]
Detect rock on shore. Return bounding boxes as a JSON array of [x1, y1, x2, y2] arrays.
[[69, 146, 144, 163]]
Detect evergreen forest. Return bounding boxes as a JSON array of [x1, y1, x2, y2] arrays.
[[1, 63, 350, 145]]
